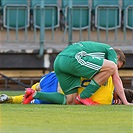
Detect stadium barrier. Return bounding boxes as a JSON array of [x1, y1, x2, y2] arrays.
[[0, 69, 133, 90], [0, 0, 133, 89], [0, 69, 49, 90], [0, 0, 133, 53]]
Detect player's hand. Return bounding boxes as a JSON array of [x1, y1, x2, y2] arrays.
[[127, 103, 133, 105], [113, 99, 122, 105]]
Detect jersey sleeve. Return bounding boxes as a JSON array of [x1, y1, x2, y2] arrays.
[[106, 47, 117, 64]]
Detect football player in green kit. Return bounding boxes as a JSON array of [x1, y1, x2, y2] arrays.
[[54, 41, 132, 105]]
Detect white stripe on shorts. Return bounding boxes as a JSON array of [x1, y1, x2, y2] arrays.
[[75, 51, 102, 70]]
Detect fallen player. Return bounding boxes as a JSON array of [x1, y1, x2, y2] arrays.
[[0, 72, 133, 105]]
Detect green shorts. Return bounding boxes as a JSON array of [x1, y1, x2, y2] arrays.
[[54, 54, 103, 95]]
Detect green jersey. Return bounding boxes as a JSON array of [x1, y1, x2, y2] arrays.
[[59, 41, 117, 64], [54, 41, 117, 95]]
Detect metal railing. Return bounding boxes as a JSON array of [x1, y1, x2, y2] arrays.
[[0, 0, 133, 57], [0, 73, 30, 89]]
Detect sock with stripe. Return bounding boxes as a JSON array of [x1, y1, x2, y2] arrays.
[[33, 92, 66, 105], [80, 79, 100, 99]]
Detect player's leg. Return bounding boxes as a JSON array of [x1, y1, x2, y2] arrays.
[[23, 72, 68, 104], [23, 71, 80, 105], [12, 95, 24, 104], [0, 94, 23, 104], [23, 89, 66, 104], [77, 59, 116, 105], [54, 54, 102, 105], [33, 91, 66, 104], [33, 90, 78, 105], [54, 55, 82, 104], [0, 94, 13, 103], [23, 72, 79, 105]]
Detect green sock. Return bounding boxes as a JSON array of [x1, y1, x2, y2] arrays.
[[33, 92, 66, 105], [80, 79, 100, 99]]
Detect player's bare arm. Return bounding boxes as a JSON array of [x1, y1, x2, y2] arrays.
[[112, 68, 131, 105]]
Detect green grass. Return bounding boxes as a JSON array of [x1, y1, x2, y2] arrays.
[[0, 91, 133, 133], [0, 91, 25, 96]]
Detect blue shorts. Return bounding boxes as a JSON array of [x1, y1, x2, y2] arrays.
[[33, 72, 58, 104]]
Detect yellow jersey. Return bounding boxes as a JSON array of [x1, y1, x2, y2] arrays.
[[78, 76, 114, 105]]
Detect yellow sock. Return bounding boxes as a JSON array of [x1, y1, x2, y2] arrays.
[[12, 95, 24, 104]]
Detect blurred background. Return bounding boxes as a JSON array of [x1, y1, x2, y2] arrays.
[[0, 0, 133, 91]]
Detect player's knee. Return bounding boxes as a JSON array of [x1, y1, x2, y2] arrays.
[[66, 97, 75, 104], [66, 94, 77, 105], [67, 100, 73, 104]]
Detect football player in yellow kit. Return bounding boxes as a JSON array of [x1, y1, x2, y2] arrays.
[[78, 76, 114, 105], [0, 82, 39, 104]]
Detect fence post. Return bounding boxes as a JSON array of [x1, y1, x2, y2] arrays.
[[38, 0, 45, 58], [68, 0, 72, 45]]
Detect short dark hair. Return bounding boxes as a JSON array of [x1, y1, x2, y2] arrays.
[[114, 48, 126, 67], [124, 89, 133, 103]]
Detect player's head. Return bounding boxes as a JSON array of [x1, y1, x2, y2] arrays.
[[114, 48, 126, 68], [124, 89, 133, 103]]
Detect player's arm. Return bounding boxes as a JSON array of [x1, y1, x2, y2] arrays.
[[113, 90, 122, 105], [112, 68, 132, 105], [114, 88, 133, 104]]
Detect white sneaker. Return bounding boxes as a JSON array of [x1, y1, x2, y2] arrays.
[[0, 94, 8, 103]]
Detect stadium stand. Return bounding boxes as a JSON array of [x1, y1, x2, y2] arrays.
[[61, 0, 91, 30], [1, 0, 29, 29], [92, 0, 121, 30], [122, 0, 133, 30], [61, 0, 91, 42], [30, 0, 60, 29]]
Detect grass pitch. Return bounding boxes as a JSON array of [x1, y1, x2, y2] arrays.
[[0, 91, 133, 133]]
